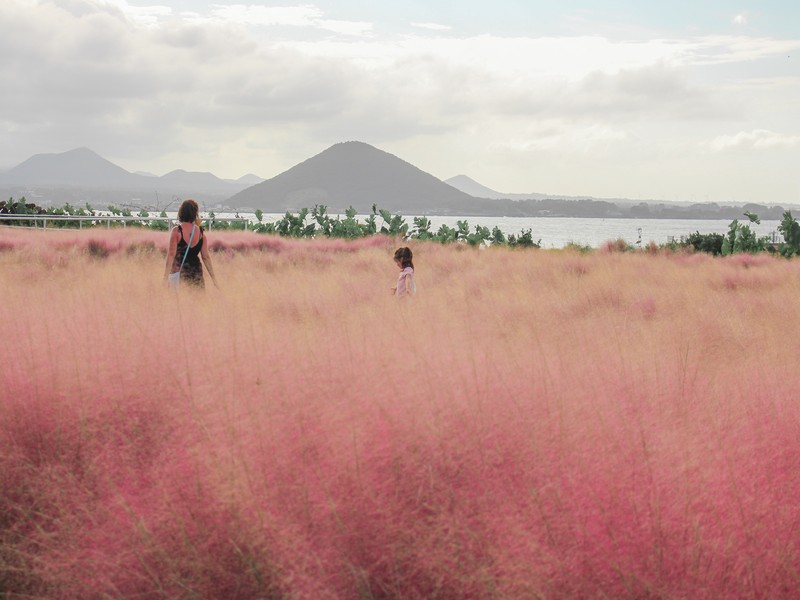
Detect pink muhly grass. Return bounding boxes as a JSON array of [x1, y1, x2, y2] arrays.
[[0, 238, 21, 252], [0, 227, 395, 261], [598, 238, 632, 253], [2, 230, 800, 598], [725, 253, 774, 269]]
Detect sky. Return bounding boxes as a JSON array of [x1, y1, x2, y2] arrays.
[[2, 0, 800, 203]]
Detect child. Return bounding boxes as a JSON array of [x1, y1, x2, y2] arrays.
[[392, 247, 416, 298]]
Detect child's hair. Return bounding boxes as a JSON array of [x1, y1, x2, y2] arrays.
[[394, 247, 414, 269]]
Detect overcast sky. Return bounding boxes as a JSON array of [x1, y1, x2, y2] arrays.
[[2, 0, 799, 203]]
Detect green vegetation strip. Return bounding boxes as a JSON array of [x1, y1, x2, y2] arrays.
[[4, 197, 800, 255]]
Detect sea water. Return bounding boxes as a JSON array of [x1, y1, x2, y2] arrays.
[[229, 214, 782, 249]]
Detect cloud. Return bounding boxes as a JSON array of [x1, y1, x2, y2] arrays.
[[489, 122, 629, 153], [732, 13, 748, 26], [708, 129, 800, 151], [106, 0, 173, 26], [411, 22, 452, 32], [566, 62, 713, 120], [284, 34, 689, 81], [207, 3, 372, 36], [685, 35, 800, 66], [2, 0, 800, 199], [314, 19, 373, 37], [209, 4, 323, 27], [0, 1, 356, 166]]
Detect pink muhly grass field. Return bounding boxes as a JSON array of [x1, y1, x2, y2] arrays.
[[2, 227, 800, 599]]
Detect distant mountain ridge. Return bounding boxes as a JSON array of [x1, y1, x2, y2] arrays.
[[443, 175, 506, 199], [1, 143, 794, 219], [227, 143, 791, 218], [445, 174, 640, 203], [0, 147, 264, 207], [4, 147, 141, 188]]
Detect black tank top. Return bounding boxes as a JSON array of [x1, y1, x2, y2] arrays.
[[174, 225, 204, 285]]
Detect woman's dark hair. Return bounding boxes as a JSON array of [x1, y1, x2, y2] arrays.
[[178, 199, 199, 223], [394, 247, 414, 269]]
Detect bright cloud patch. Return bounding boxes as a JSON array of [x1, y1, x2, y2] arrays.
[[208, 4, 371, 35], [733, 13, 748, 26], [106, 0, 172, 26], [411, 22, 452, 31], [709, 129, 800, 151], [210, 4, 324, 27], [315, 19, 372, 36]]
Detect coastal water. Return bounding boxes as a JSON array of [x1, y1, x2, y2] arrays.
[[241, 214, 783, 249]]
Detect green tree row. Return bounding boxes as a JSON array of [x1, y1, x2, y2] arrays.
[[1, 198, 539, 246], [5, 197, 800, 256], [0, 198, 172, 231], [240, 204, 540, 247], [666, 210, 800, 258]]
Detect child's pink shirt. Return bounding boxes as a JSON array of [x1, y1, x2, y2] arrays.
[[395, 266, 416, 297]]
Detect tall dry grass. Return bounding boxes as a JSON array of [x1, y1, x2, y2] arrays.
[[2, 227, 800, 599]]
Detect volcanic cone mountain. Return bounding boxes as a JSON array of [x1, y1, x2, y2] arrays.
[[227, 141, 482, 214]]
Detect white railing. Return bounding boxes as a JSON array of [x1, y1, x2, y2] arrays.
[[0, 214, 249, 230]]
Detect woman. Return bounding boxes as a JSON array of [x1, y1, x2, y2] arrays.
[[163, 199, 218, 289], [391, 246, 415, 298]]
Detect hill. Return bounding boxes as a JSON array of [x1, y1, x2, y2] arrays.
[[444, 175, 509, 200], [445, 174, 619, 202], [2, 147, 142, 188], [2, 145, 793, 219], [0, 148, 258, 208], [159, 169, 252, 195], [227, 141, 484, 214]]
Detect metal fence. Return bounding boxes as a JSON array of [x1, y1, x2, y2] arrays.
[[0, 214, 250, 230]]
